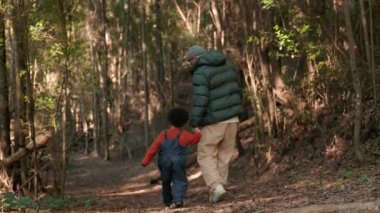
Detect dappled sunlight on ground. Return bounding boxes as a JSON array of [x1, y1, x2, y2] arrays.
[[64, 152, 379, 212], [109, 184, 162, 196]]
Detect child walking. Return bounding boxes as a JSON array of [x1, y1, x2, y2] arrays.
[[141, 107, 201, 208]]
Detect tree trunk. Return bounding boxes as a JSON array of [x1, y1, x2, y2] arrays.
[[258, 44, 276, 137], [238, 0, 266, 145], [80, 101, 89, 154], [169, 42, 178, 108], [154, 0, 164, 83], [141, 0, 150, 149], [11, 0, 29, 194], [153, 0, 165, 109], [343, 0, 364, 163], [245, 51, 265, 145], [359, 0, 376, 103], [99, 0, 110, 161], [0, 0, 12, 190], [368, 0, 376, 104], [210, 0, 223, 49], [87, 0, 102, 158]]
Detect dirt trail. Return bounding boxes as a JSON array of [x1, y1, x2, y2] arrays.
[[65, 153, 379, 212]]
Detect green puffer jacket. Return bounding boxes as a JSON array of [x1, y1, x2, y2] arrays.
[[190, 50, 242, 127]]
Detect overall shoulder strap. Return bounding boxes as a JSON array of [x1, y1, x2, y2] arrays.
[[164, 130, 168, 139], [175, 129, 183, 140]]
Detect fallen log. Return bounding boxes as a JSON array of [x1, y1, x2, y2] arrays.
[[0, 132, 52, 168]]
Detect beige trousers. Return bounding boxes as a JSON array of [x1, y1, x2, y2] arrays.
[[197, 122, 238, 188]]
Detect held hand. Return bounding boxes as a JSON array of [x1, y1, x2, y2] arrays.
[[193, 127, 201, 133]]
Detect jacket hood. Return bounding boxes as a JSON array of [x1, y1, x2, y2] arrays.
[[190, 50, 226, 74]]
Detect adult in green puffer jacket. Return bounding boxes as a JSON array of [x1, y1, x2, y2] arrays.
[[186, 45, 242, 203]]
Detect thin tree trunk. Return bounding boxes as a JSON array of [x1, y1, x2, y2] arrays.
[[152, 0, 165, 111], [210, 0, 223, 49], [58, 0, 73, 197], [154, 0, 164, 83], [99, 0, 110, 161], [258, 44, 276, 137], [245, 51, 265, 144], [12, 0, 29, 194], [368, 0, 376, 104], [359, 0, 376, 103], [80, 101, 89, 154], [169, 42, 178, 108], [26, 28, 37, 199], [92, 92, 101, 157], [343, 0, 364, 163], [87, 0, 101, 158], [141, 0, 149, 149], [172, 0, 194, 35]]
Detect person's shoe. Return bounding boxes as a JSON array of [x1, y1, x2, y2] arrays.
[[209, 183, 227, 203], [174, 201, 183, 208], [164, 202, 171, 207]]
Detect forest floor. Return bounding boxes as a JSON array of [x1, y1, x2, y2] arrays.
[[63, 147, 380, 213]]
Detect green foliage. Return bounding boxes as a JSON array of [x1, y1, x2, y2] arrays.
[[0, 193, 98, 212], [48, 43, 64, 57], [357, 175, 369, 184], [83, 197, 97, 208], [260, 0, 286, 10], [339, 169, 370, 184], [260, 0, 275, 9], [35, 96, 55, 111], [273, 24, 312, 58], [247, 35, 260, 45], [273, 24, 298, 56], [339, 169, 355, 179], [19, 69, 27, 78], [0, 193, 38, 211], [38, 195, 98, 210], [30, 20, 46, 41], [39, 196, 69, 209]]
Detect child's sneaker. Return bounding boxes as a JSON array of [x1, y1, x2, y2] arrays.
[[174, 201, 183, 208], [209, 183, 227, 203]]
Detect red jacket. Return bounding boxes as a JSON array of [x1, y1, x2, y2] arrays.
[[141, 127, 201, 166]]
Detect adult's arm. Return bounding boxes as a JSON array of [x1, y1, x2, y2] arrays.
[[190, 72, 209, 127]]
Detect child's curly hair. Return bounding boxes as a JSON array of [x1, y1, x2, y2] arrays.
[[167, 107, 189, 128]]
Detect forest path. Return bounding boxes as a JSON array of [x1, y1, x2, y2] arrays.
[[65, 153, 379, 212]]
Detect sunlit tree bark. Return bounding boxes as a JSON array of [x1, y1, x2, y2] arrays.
[[209, 0, 223, 49], [343, 0, 364, 163], [238, 0, 265, 144]]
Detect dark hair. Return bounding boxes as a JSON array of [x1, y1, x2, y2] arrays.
[[167, 107, 189, 128]]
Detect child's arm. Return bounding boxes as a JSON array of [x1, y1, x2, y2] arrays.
[[180, 129, 201, 146], [141, 131, 164, 166]]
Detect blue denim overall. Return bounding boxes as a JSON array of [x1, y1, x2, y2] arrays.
[[158, 129, 188, 205]]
